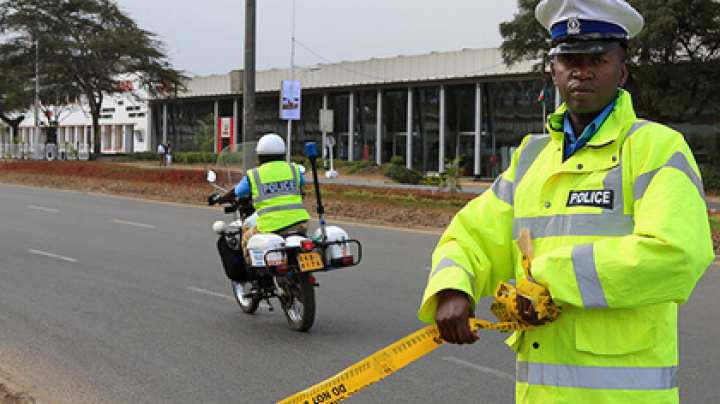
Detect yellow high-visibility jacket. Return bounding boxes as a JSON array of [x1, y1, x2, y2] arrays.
[[419, 90, 714, 403], [248, 161, 309, 233]]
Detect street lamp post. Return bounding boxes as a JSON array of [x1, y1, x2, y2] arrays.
[[282, 1, 320, 162], [285, 0, 297, 163]]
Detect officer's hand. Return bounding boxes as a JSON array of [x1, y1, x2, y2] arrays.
[[208, 193, 221, 205], [435, 289, 479, 345], [516, 294, 546, 326]]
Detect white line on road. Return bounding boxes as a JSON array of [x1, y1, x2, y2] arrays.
[[187, 287, 233, 300], [441, 356, 515, 382], [28, 249, 78, 263], [29, 205, 59, 213], [111, 219, 155, 229]]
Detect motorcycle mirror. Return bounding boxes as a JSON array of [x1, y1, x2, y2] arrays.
[[206, 170, 217, 184], [299, 165, 306, 175]]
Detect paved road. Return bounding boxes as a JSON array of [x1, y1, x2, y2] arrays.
[[0, 184, 718, 403]]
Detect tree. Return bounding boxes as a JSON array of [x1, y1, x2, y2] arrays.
[[194, 113, 217, 153], [0, 40, 35, 141], [498, 0, 720, 123], [498, 0, 549, 69], [0, 74, 31, 142], [0, 0, 185, 156]]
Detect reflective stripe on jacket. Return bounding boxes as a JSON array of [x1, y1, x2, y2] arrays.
[[248, 161, 310, 233], [419, 90, 714, 403]]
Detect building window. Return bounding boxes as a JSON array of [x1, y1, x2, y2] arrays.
[[381, 89, 409, 164]]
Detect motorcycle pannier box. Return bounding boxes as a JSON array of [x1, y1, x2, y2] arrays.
[[216, 237, 251, 282], [247, 234, 287, 268]]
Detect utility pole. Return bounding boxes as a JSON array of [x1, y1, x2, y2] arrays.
[[34, 37, 40, 156], [242, 0, 256, 147]]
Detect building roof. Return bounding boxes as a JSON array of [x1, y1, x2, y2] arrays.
[[181, 47, 540, 98]]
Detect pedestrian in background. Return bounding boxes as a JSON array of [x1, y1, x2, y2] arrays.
[[166, 144, 173, 166], [157, 142, 166, 166], [418, 0, 714, 403]]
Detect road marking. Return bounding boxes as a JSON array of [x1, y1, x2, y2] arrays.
[[187, 287, 233, 300], [441, 356, 515, 382], [29, 205, 59, 213], [111, 219, 155, 229], [28, 249, 78, 263]]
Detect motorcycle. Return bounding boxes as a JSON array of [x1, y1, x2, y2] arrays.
[[206, 142, 362, 331]]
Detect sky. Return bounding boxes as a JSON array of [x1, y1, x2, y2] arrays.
[[114, 1, 520, 78]]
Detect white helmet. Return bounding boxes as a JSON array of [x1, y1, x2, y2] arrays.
[[256, 133, 286, 156]]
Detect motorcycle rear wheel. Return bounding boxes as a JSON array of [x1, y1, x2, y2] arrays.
[[278, 273, 316, 332], [231, 281, 260, 313]]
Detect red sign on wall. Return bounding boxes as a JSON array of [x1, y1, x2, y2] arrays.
[[217, 117, 234, 152]]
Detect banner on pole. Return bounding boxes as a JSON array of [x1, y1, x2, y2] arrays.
[[281, 80, 301, 120]]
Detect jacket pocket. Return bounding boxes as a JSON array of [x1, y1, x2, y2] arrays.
[[574, 318, 657, 356]]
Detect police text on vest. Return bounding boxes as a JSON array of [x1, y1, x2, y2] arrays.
[[566, 190, 614, 209], [262, 179, 298, 195]]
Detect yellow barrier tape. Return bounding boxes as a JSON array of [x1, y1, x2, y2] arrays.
[[279, 229, 562, 403], [277, 319, 532, 404]]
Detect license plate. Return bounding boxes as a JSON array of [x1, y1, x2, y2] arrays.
[[298, 252, 323, 272]]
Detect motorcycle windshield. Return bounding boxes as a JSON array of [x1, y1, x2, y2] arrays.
[[212, 142, 258, 189]]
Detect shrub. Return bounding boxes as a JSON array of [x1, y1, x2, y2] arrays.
[[176, 151, 218, 165], [390, 155, 405, 165], [379, 156, 423, 184], [382, 162, 423, 184], [701, 153, 719, 193], [423, 175, 441, 186], [347, 160, 377, 174], [437, 156, 463, 192], [132, 151, 158, 161]]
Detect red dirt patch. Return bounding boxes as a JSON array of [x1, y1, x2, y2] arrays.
[[5, 160, 208, 185], [0, 160, 464, 230]]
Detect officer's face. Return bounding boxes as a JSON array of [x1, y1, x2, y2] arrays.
[[551, 47, 628, 120]]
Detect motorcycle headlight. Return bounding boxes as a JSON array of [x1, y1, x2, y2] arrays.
[[212, 221, 228, 234]]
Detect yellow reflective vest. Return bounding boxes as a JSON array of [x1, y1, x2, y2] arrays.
[[248, 161, 310, 233], [419, 90, 714, 403]]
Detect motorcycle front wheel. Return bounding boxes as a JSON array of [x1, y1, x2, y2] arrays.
[[231, 281, 260, 314], [278, 273, 316, 332]]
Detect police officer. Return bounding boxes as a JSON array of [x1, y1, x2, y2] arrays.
[[418, 0, 714, 402], [215, 133, 310, 262]]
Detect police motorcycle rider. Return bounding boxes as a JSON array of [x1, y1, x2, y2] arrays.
[[211, 133, 311, 296]]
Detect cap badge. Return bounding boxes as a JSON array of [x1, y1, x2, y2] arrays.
[[567, 16, 581, 35]]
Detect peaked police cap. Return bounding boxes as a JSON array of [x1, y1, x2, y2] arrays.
[[536, 0, 644, 55]]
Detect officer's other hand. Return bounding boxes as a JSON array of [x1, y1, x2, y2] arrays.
[[435, 289, 479, 345], [516, 294, 546, 326], [208, 193, 221, 205]]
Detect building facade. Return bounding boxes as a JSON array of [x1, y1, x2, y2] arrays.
[[6, 47, 716, 175], [153, 47, 555, 177], [7, 74, 152, 158]]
